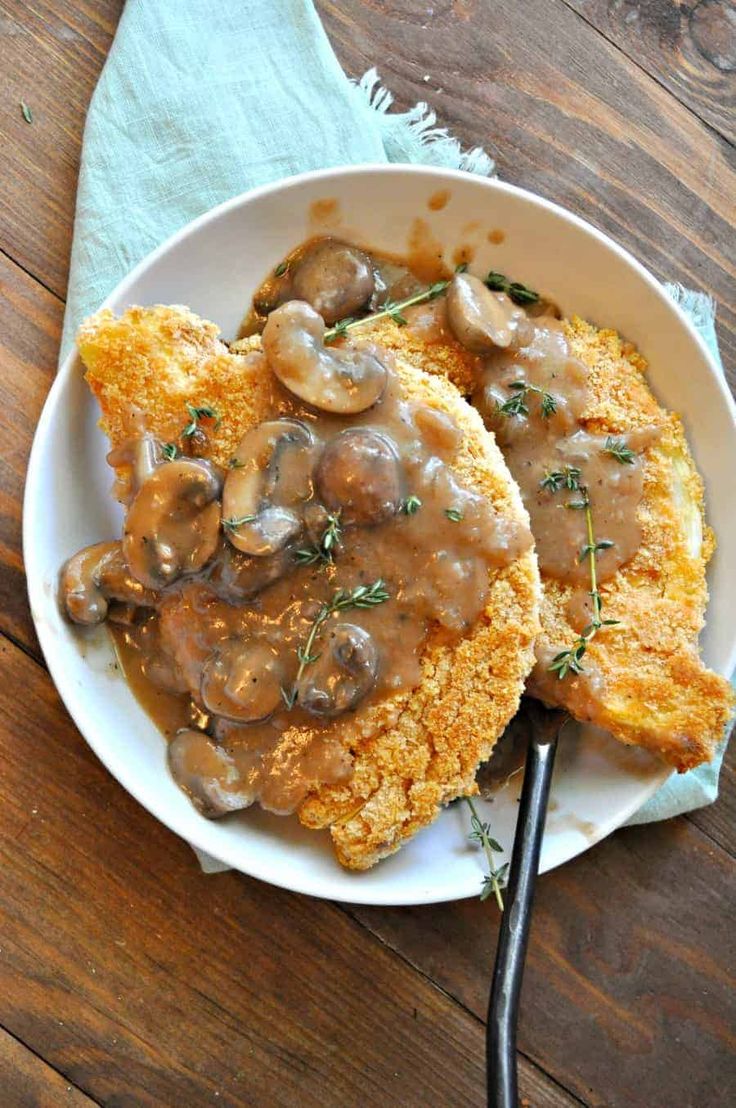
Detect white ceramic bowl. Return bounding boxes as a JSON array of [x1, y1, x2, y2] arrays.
[[24, 165, 736, 905]]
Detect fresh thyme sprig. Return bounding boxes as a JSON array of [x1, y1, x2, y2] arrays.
[[465, 797, 507, 910], [183, 403, 221, 438], [544, 471, 620, 679], [295, 513, 343, 566], [603, 436, 637, 465], [497, 380, 557, 419], [485, 271, 539, 306], [282, 580, 390, 709], [324, 279, 451, 344]]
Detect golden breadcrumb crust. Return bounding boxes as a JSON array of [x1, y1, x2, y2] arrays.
[[77, 305, 541, 869], [369, 313, 734, 772]]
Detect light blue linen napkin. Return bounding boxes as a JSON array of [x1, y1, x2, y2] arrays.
[[63, 0, 732, 835]]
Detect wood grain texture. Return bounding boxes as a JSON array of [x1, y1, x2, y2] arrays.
[[2, 1, 735, 1105], [316, 0, 736, 384], [0, 252, 60, 655], [0, 1027, 97, 1107], [564, 0, 736, 143], [0, 635, 576, 1108], [0, 0, 123, 298], [350, 817, 736, 1108]]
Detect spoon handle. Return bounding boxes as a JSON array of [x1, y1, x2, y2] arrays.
[[486, 707, 564, 1108]]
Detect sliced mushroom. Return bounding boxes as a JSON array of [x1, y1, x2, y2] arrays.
[[107, 431, 163, 505], [168, 729, 256, 817], [124, 459, 222, 589], [291, 238, 375, 324], [297, 623, 378, 717], [60, 540, 158, 625], [446, 273, 530, 353], [315, 428, 403, 526], [222, 419, 314, 556], [200, 639, 284, 723], [208, 541, 294, 602], [262, 300, 387, 414]]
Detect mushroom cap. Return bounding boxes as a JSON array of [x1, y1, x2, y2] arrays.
[[297, 622, 379, 718], [262, 300, 387, 414], [167, 729, 256, 817], [222, 418, 313, 556], [315, 428, 403, 526], [123, 458, 222, 589], [446, 272, 530, 353], [200, 639, 284, 723], [291, 238, 375, 324]]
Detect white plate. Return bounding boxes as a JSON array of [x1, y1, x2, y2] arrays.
[[24, 165, 736, 905]]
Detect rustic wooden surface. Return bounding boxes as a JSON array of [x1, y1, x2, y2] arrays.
[[1, 1, 734, 1104]]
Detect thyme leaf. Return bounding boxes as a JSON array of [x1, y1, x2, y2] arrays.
[[485, 270, 539, 305], [20, 101, 33, 124], [603, 436, 637, 465], [161, 442, 179, 462], [295, 513, 342, 567], [445, 507, 464, 523], [222, 514, 257, 532], [497, 380, 557, 420], [183, 403, 221, 438], [273, 261, 289, 277], [402, 495, 422, 515]]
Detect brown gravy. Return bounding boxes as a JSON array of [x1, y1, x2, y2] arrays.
[[476, 320, 656, 596], [108, 359, 530, 816]]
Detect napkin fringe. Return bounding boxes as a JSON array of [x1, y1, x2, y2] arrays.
[[354, 68, 495, 177]]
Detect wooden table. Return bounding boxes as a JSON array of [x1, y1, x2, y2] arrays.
[[1, 2, 734, 1104]]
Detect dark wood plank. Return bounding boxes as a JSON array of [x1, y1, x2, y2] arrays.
[[687, 736, 736, 856], [317, 0, 736, 385], [350, 816, 736, 1108], [0, 635, 577, 1108], [0, 252, 60, 656], [0, 1027, 98, 1107], [564, 0, 736, 144], [0, 0, 123, 299]]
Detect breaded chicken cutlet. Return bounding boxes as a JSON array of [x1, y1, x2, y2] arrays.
[[77, 304, 541, 869], [368, 314, 734, 771]]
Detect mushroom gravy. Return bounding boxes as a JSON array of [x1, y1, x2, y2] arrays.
[[63, 335, 530, 819]]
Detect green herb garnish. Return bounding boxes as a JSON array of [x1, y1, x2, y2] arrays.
[[222, 514, 257, 532], [465, 797, 507, 910], [402, 495, 422, 515], [20, 101, 33, 124], [485, 271, 539, 306], [295, 513, 343, 567], [324, 280, 451, 344], [445, 507, 464, 523], [161, 442, 179, 462], [183, 403, 221, 438], [603, 436, 637, 465], [544, 471, 620, 679], [497, 380, 557, 419]]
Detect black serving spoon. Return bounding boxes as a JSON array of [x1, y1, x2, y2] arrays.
[[486, 702, 567, 1108]]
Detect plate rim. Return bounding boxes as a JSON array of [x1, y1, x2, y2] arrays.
[[23, 163, 735, 905]]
